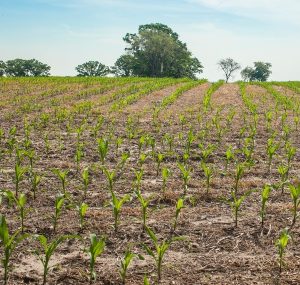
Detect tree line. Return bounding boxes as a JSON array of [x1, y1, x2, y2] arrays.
[[0, 23, 272, 82]]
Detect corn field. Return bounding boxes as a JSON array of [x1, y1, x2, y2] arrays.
[[0, 77, 300, 284]]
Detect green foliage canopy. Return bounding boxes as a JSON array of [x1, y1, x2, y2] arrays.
[[75, 61, 110, 77], [4, 59, 50, 77], [241, 62, 272, 82], [113, 23, 203, 79]]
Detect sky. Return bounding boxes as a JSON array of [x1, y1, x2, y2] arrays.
[[1, 0, 300, 81]]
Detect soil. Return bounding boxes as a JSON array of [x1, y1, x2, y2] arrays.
[[0, 79, 300, 285]]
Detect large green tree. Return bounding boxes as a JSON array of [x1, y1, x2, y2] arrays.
[[75, 61, 110, 76], [241, 62, 272, 82], [5, 59, 50, 76], [114, 23, 203, 79]]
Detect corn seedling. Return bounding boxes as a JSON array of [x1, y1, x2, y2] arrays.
[[102, 167, 116, 193], [177, 162, 191, 195], [120, 250, 144, 285], [77, 202, 89, 229], [136, 190, 151, 231], [234, 163, 245, 195], [97, 137, 109, 165], [138, 135, 146, 155], [275, 229, 290, 273], [278, 164, 289, 194], [163, 133, 174, 154], [156, 153, 164, 176], [139, 153, 147, 168], [14, 163, 27, 197], [179, 114, 186, 131], [285, 143, 296, 169], [288, 184, 300, 225], [53, 194, 65, 233], [173, 198, 184, 232], [144, 275, 150, 285], [260, 185, 271, 227], [115, 137, 123, 155], [74, 145, 84, 172], [82, 168, 89, 199], [228, 189, 252, 227], [85, 233, 105, 282], [225, 145, 235, 173], [134, 169, 144, 192], [266, 138, 279, 173], [52, 169, 69, 197], [30, 171, 41, 200], [111, 191, 130, 232], [201, 162, 213, 194], [0, 215, 28, 285], [142, 226, 182, 282], [161, 167, 171, 193], [199, 143, 215, 163], [35, 234, 78, 285]]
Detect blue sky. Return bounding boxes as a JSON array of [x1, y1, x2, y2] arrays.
[[1, 0, 300, 80]]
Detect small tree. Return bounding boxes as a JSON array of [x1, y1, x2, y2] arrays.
[[241, 62, 272, 82], [75, 61, 110, 76], [218, 58, 241, 82]]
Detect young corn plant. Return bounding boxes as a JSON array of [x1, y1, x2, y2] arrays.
[[35, 234, 77, 285], [177, 162, 191, 195], [201, 162, 213, 194], [134, 169, 144, 192], [228, 189, 252, 227], [278, 164, 289, 194], [266, 138, 279, 173], [111, 192, 130, 232], [120, 250, 144, 285], [82, 167, 90, 199], [173, 198, 184, 233], [138, 135, 146, 156], [85, 233, 105, 282], [74, 145, 84, 173], [156, 153, 164, 176], [102, 167, 116, 193], [199, 143, 215, 163], [142, 226, 182, 283], [289, 184, 300, 225], [97, 137, 109, 165], [179, 114, 187, 131], [115, 137, 123, 155], [234, 163, 245, 195], [52, 169, 69, 197], [260, 185, 271, 228], [0, 215, 28, 285], [31, 172, 41, 200], [286, 143, 296, 171], [14, 163, 27, 197], [275, 229, 290, 273], [163, 133, 174, 154], [136, 190, 151, 231], [139, 153, 147, 168], [161, 167, 171, 194], [225, 145, 235, 173], [53, 194, 65, 233], [77, 202, 89, 229]]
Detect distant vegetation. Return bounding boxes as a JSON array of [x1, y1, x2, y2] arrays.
[[1, 23, 273, 81]]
